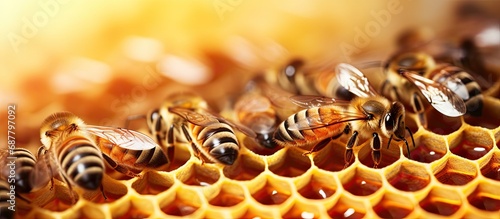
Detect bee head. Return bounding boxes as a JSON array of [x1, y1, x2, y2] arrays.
[[40, 111, 83, 147], [382, 102, 406, 140]]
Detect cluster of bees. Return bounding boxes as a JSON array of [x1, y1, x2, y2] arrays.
[[1, 24, 497, 217]]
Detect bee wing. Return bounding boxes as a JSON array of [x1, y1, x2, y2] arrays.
[[431, 67, 470, 100], [289, 95, 351, 108], [83, 125, 158, 150], [400, 70, 467, 117], [168, 107, 220, 126], [287, 109, 369, 131], [335, 63, 378, 98], [31, 146, 55, 190], [170, 107, 258, 138]]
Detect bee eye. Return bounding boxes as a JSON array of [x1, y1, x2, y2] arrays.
[[385, 113, 395, 131]]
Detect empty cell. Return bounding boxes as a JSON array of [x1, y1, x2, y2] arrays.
[[434, 156, 478, 186], [410, 134, 447, 163], [223, 153, 265, 181], [268, 148, 312, 177], [449, 127, 493, 160], [386, 162, 431, 192], [131, 171, 174, 195], [40, 182, 79, 212], [481, 151, 500, 181], [419, 187, 462, 216]]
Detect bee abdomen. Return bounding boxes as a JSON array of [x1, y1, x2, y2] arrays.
[[0, 181, 14, 219], [59, 138, 104, 190], [11, 148, 37, 193]]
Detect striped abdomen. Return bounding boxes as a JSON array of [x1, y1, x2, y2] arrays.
[[188, 121, 239, 165], [0, 180, 14, 219], [430, 66, 484, 116], [273, 107, 347, 147], [56, 135, 104, 190], [10, 148, 37, 193], [96, 136, 169, 176]]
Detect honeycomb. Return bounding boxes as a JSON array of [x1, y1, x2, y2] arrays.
[[1, 1, 500, 219]]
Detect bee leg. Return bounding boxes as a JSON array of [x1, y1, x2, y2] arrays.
[[344, 131, 359, 169], [411, 92, 427, 128], [304, 138, 331, 156], [100, 184, 107, 200], [181, 124, 205, 165], [405, 126, 416, 159], [371, 133, 382, 169]]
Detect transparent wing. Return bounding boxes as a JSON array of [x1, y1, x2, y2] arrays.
[[169, 107, 257, 138], [335, 63, 378, 98], [289, 95, 351, 108], [83, 125, 158, 150], [430, 66, 470, 100], [31, 146, 55, 191], [287, 107, 369, 131], [400, 69, 467, 117]]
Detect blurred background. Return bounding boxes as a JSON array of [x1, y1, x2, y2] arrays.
[[0, 0, 498, 147]]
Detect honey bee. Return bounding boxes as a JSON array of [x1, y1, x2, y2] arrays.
[[382, 51, 478, 127], [273, 63, 415, 168], [0, 180, 14, 219], [168, 105, 256, 165], [39, 111, 169, 198], [234, 91, 278, 149], [265, 58, 355, 100], [0, 148, 39, 194]]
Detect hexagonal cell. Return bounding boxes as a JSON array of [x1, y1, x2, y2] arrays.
[[312, 141, 354, 172], [467, 182, 500, 212], [419, 187, 462, 216], [177, 163, 220, 186], [240, 206, 278, 218], [297, 173, 337, 200], [386, 161, 431, 192], [373, 192, 415, 218], [113, 198, 155, 219], [131, 171, 174, 195], [251, 178, 292, 205], [208, 182, 245, 207], [357, 139, 401, 169], [283, 203, 321, 219], [433, 156, 478, 186], [222, 153, 265, 181], [481, 151, 500, 181], [340, 167, 383, 196], [410, 134, 448, 163], [327, 196, 366, 219], [160, 187, 203, 217], [464, 96, 500, 129], [449, 126, 494, 160], [242, 136, 284, 156], [268, 148, 312, 177], [84, 175, 128, 203], [79, 205, 106, 219], [424, 108, 463, 135]]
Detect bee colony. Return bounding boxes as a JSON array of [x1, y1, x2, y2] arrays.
[[1, 1, 500, 218]]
